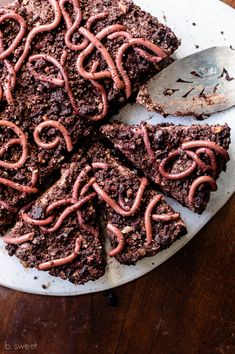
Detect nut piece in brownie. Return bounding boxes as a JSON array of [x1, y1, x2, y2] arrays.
[[0, 0, 180, 229], [88, 142, 187, 265], [4, 152, 106, 285], [101, 121, 231, 214]]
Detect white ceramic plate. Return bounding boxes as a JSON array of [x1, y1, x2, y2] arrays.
[[0, 0, 234, 296]]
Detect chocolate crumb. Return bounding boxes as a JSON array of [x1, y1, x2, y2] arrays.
[[104, 290, 119, 307]]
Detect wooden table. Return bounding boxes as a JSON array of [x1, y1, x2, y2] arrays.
[[1, 1, 235, 353]]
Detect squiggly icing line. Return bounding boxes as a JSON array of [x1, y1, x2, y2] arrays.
[[0, 120, 28, 169], [145, 195, 180, 244], [92, 177, 148, 217], [107, 223, 125, 257], [158, 139, 229, 205], [76, 24, 125, 89], [3, 232, 35, 244], [38, 236, 82, 270], [29, 53, 79, 114], [0, 32, 17, 105], [115, 38, 167, 98], [0, 12, 26, 60], [33, 119, 73, 152], [14, 0, 62, 73]]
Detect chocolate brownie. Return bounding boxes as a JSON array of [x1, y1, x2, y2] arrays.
[[0, 0, 180, 230], [101, 121, 231, 214], [88, 142, 187, 265], [4, 152, 106, 284]]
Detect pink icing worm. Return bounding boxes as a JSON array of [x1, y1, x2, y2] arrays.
[[45, 192, 96, 233], [0, 33, 17, 105], [57, 49, 68, 81], [141, 125, 155, 161], [80, 177, 96, 196], [70, 164, 98, 234], [159, 140, 229, 181], [0, 12, 26, 60], [46, 198, 73, 215], [108, 31, 162, 63], [59, 0, 85, 50], [181, 140, 230, 162], [0, 120, 28, 170], [152, 213, 180, 222], [21, 212, 54, 226], [37, 199, 73, 233], [60, 49, 68, 67], [3, 232, 35, 245], [29, 54, 78, 113], [159, 149, 198, 180], [2, 60, 16, 105], [88, 61, 108, 121], [116, 38, 167, 98], [91, 162, 108, 169], [0, 200, 18, 213], [118, 193, 131, 212], [33, 119, 73, 152], [77, 209, 99, 237], [92, 177, 148, 217], [185, 150, 209, 172], [30, 170, 39, 187], [71, 166, 94, 228], [0, 85, 2, 101], [72, 165, 92, 201], [69, 164, 98, 234], [107, 223, 125, 257], [145, 194, 162, 244], [0, 177, 38, 193], [29, 64, 64, 87], [38, 236, 82, 270], [72, 168, 99, 236], [196, 148, 217, 177], [76, 24, 125, 89], [188, 176, 217, 205], [86, 12, 109, 31], [60, 1, 108, 51], [0, 138, 21, 157], [14, 0, 62, 73], [29, 53, 78, 113]]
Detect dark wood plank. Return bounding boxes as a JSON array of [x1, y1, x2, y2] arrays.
[[0, 1, 234, 354]]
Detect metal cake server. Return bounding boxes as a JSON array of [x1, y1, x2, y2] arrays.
[[137, 46, 235, 117]]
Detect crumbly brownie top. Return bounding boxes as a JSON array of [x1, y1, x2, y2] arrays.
[[0, 0, 180, 229], [4, 152, 106, 284], [88, 142, 187, 265], [4, 141, 187, 277], [101, 122, 231, 214]]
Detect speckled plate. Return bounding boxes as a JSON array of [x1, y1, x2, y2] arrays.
[[0, 0, 234, 296]]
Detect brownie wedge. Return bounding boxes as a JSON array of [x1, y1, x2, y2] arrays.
[[4, 152, 106, 285], [88, 142, 187, 265], [101, 122, 231, 214], [0, 0, 180, 230]]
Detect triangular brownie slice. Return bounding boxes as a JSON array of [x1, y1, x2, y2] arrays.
[[88, 142, 187, 265], [0, 0, 180, 233], [4, 152, 106, 285], [101, 122, 231, 214]]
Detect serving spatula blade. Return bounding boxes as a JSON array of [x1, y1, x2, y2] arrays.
[[137, 46, 235, 117]]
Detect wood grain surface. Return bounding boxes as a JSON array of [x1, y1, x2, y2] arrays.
[[0, 1, 235, 354]]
